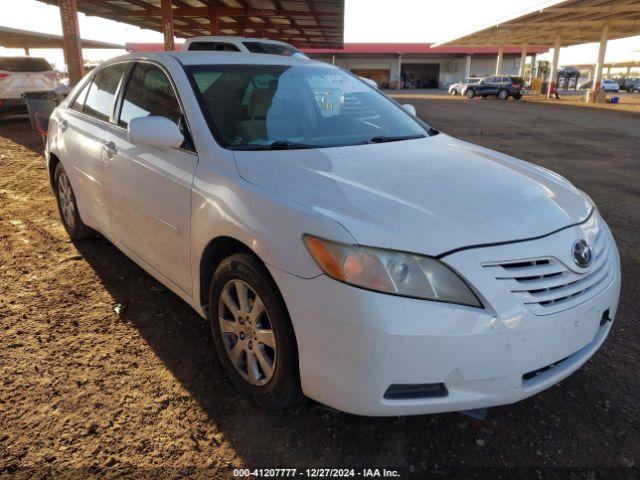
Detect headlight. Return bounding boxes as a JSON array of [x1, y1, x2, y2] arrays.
[[303, 235, 482, 308]]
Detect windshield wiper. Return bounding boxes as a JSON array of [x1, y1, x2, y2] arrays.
[[366, 134, 426, 144], [268, 140, 315, 149]]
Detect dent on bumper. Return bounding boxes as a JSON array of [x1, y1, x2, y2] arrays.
[[268, 260, 620, 416]]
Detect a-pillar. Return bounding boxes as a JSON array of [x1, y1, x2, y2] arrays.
[[547, 35, 561, 98], [519, 44, 528, 78], [591, 23, 609, 97], [495, 46, 504, 75], [59, 0, 84, 86], [161, 0, 175, 51]]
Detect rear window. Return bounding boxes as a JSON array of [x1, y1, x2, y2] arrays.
[[0, 57, 52, 72], [242, 42, 299, 57]]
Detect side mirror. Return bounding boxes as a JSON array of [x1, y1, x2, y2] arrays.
[[402, 104, 416, 116], [128, 116, 184, 149]]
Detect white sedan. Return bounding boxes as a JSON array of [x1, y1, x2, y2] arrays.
[[46, 52, 621, 416]]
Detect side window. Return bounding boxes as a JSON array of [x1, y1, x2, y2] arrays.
[[188, 42, 240, 52], [83, 63, 126, 121], [69, 81, 90, 112], [119, 63, 182, 128]]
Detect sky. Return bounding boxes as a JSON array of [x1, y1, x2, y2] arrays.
[[1, 0, 639, 72]]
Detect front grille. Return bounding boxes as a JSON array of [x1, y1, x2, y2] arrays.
[[483, 229, 614, 315]]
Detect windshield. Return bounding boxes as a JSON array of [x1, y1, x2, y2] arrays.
[[187, 64, 430, 150], [0, 57, 52, 72]]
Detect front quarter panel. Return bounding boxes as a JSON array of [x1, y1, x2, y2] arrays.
[[190, 150, 357, 309]]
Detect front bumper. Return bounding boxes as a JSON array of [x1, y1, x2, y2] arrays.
[[269, 220, 621, 416]]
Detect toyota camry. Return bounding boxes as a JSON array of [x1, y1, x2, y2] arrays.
[[45, 51, 621, 416]]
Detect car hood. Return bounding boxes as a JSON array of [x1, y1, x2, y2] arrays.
[[233, 134, 592, 256]]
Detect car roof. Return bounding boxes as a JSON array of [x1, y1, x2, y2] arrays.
[[104, 51, 325, 68]]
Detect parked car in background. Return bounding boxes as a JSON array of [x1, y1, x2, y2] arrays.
[[463, 75, 523, 100], [46, 51, 620, 416], [0, 56, 59, 115], [448, 77, 481, 95], [183, 36, 309, 59], [624, 78, 639, 93], [600, 79, 620, 92], [577, 80, 593, 90]]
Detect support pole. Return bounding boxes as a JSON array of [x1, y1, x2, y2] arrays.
[[519, 44, 527, 78], [606, 66, 611, 79], [24, 47, 30, 56], [465, 54, 471, 79], [495, 46, 504, 75], [547, 35, 561, 98], [393, 54, 403, 89], [208, 5, 218, 35], [530, 53, 537, 82], [161, 0, 175, 51], [331, 54, 335, 65], [592, 23, 609, 96], [59, 0, 84, 86]]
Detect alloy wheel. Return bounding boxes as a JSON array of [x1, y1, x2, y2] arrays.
[[57, 171, 76, 228], [218, 279, 277, 386]]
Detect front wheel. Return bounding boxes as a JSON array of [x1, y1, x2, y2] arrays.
[[53, 162, 94, 240], [209, 253, 302, 409], [498, 89, 509, 100], [465, 88, 475, 99]]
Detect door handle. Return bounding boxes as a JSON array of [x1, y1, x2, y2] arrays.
[[103, 140, 117, 156], [59, 119, 68, 132]]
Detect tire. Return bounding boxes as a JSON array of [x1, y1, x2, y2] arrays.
[[480, 95, 488, 98], [53, 162, 94, 240], [513, 94, 522, 100], [498, 89, 509, 100], [209, 253, 302, 410], [450, 89, 458, 96], [465, 88, 475, 99]]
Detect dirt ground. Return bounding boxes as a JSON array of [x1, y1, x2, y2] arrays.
[[1, 97, 639, 479]]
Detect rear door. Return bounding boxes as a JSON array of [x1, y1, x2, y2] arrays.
[[56, 62, 127, 232], [102, 61, 198, 294]]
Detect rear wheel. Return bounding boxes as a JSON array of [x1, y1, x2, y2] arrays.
[[498, 89, 509, 100], [513, 93, 522, 100], [465, 88, 475, 99], [53, 163, 94, 240], [450, 89, 458, 96], [209, 253, 302, 409]]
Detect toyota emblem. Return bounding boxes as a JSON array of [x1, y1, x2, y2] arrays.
[[572, 239, 593, 268]]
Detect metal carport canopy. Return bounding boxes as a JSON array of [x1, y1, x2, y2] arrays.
[[432, 0, 640, 47], [0, 25, 123, 49], [38, 0, 345, 49], [432, 0, 640, 98]]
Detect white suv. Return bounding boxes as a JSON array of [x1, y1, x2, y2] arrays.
[[0, 56, 59, 115], [183, 36, 309, 58]]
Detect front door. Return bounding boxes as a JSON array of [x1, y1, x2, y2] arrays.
[[102, 62, 198, 294]]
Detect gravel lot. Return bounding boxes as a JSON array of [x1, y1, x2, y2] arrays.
[[1, 98, 639, 479]]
